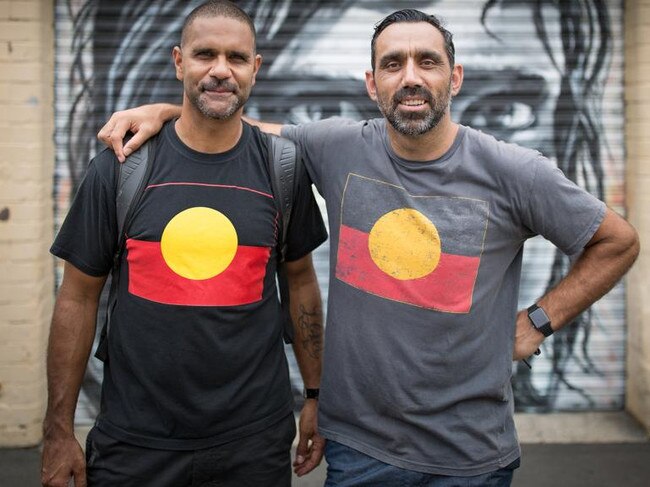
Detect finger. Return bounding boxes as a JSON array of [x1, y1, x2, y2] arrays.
[[97, 122, 113, 146], [294, 451, 322, 476], [108, 134, 125, 163], [294, 435, 325, 476], [293, 433, 309, 467], [73, 466, 88, 487], [122, 129, 149, 158], [107, 117, 134, 163]]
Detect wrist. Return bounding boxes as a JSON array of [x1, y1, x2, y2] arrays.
[[43, 422, 75, 440], [527, 303, 554, 337], [160, 103, 182, 120], [302, 388, 319, 400]]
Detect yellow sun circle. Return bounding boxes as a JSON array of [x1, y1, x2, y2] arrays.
[[160, 207, 238, 280], [368, 208, 441, 280]]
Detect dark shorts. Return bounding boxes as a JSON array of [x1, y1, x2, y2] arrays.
[[85, 413, 296, 487]]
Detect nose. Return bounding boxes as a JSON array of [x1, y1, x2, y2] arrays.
[[208, 55, 231, 79], [402, 59, 423, 87]]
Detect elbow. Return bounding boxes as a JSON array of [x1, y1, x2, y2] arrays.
[[625, 225, 641, 266], [613, 220, 640, 270]]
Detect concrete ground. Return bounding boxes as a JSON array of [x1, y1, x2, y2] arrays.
[[3, 412, 649, 486]]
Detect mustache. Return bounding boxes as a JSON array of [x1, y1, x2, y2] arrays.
[[392, 87, 433, 106], [200, 80, 238, 92]]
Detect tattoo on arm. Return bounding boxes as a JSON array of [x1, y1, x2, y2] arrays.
[[297, 304, 323, 360]]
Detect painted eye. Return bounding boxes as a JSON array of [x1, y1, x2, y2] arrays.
[[460, 97, 536, 133]]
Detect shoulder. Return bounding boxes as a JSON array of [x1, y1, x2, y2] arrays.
[[281, 117, 376, 145], [460, 125, 549, 180], [462, 125, 540, 163], [84, 146, 121, 190]]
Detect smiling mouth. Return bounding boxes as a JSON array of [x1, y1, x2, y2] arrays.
[[399, 99, 427, 107]]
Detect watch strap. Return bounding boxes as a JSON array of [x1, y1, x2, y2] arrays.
[[303, 388, 319, 400]]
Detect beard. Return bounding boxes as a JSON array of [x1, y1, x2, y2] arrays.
[[376, 81, 451, 136], [188, 79, 247, 120]]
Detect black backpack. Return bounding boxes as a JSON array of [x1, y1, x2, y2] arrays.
[[95, 133, 301, 361]]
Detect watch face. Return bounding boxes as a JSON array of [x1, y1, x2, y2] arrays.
[[529, 307, 550, 327]]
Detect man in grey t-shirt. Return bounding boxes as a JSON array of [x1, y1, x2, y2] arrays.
[[99, 8, 639, 486]]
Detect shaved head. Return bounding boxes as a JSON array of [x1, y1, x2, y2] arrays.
[[181, 0, 256, 49]]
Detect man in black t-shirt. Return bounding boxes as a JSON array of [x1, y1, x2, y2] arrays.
[[41, 2, 326, 487]]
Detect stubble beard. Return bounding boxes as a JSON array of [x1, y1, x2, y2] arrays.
[[188, 80, 248, 120], [377, 82, 452, 136]]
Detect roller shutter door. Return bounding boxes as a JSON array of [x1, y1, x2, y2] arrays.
[[54, 0, 625, 424]]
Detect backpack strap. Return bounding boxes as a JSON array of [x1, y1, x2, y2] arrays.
[[95, 138, 156, 362], [266, 134, 299, 262], [115, 140, 153, 252], [265, 134, 301, 343]]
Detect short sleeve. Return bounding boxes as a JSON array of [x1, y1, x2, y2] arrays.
[[50, 151, 119, 276], [282, 153, 327, 262], [522, 156, 606, 255]]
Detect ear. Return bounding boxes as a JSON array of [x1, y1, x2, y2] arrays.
[[172, 46, 183, 81], [365, 70, 378, 102], [251, 54, 263, 87], [450, 63, 463, 97]]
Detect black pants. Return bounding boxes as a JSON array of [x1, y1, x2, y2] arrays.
[[85, 413, 296, 487]]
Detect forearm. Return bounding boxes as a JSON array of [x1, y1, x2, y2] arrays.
[[286, 261, 323, 389], [242, 115, 283, 136], [44, 298, 97, 436], [156, 103, 182, 121], [44, 289, 101, 437]]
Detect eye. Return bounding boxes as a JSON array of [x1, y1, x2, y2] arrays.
[[383, 61, 400, 71], [252, 77, 381, 124]]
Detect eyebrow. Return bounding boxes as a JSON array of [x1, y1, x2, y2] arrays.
[[191, 47, 252, 61], [378, 49, 446, 67]]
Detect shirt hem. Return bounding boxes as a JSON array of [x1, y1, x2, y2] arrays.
[[320, 427, 521, 476], [96, 400, 294, 451]]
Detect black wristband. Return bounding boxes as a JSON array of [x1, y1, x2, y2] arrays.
[[303, 388, 319, 400]]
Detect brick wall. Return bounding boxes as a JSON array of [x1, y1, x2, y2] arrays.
[[625, 0, 650, 433], [0, 0, 54, 446]]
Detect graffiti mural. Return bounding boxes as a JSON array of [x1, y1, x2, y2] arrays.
[[54, 0, 625, 423]]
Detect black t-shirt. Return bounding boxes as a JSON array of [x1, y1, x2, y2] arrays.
[[51, 121, 327, 450]]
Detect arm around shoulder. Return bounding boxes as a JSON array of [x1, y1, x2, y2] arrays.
[[97, 103, 181, 162]]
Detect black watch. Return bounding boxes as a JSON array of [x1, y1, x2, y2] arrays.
[[303, 388, 320, 400], [527, 303, 553, 337]]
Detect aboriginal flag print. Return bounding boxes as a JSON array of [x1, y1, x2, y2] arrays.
[[335, 174, 489, 313], [126, 182, 272, 307]]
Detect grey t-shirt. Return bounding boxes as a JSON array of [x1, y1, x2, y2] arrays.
[[283, 118, 605, 476]]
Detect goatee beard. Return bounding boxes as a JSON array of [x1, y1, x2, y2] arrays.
[[378, 85, 450, 136], [190, 80, 245, 120]]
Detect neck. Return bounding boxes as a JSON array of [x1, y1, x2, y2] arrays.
[[386, 115, 459, 162], [175, 104, 243, 154]]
